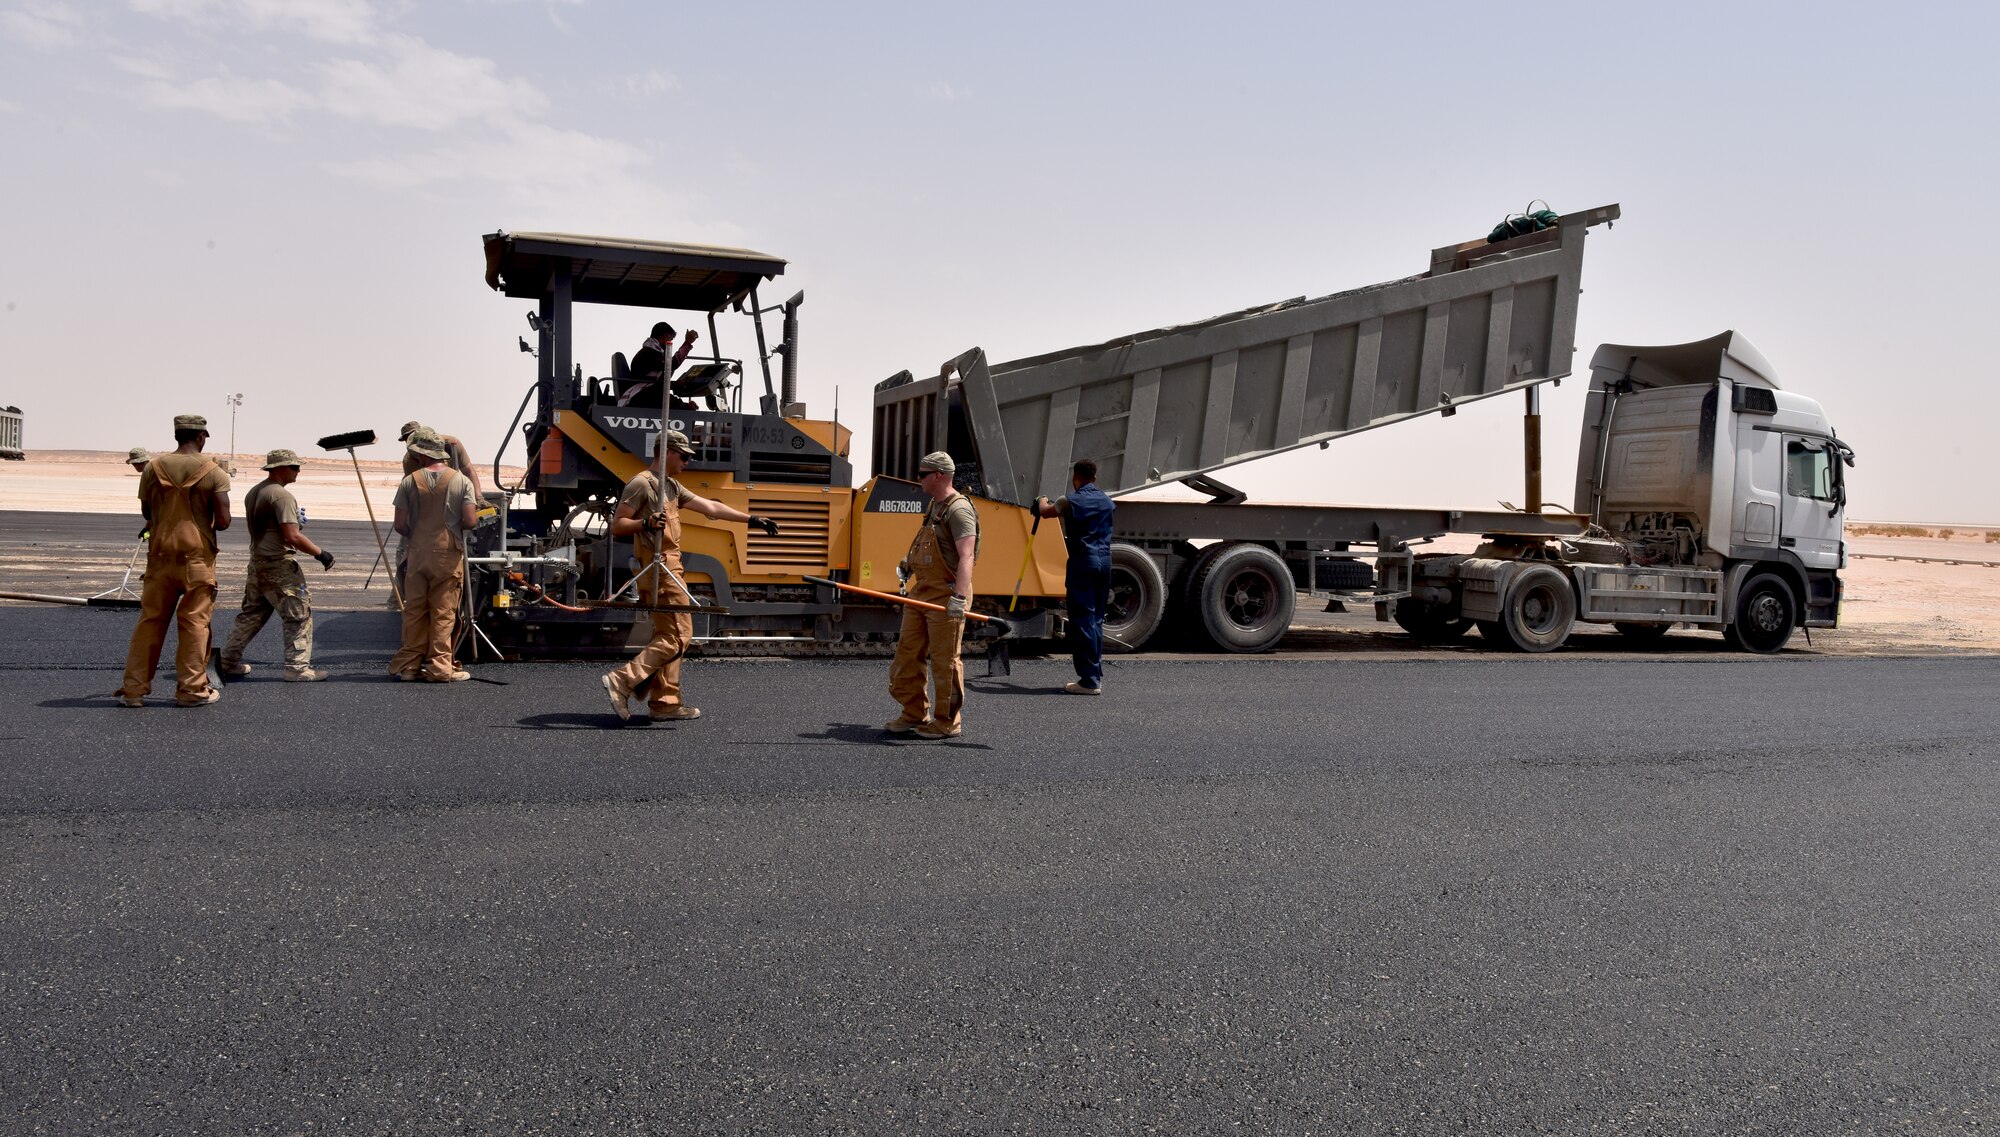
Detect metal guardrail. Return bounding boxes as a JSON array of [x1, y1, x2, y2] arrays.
[[1849, 552, 2000, 568]]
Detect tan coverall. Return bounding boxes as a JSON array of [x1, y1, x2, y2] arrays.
[[117, 456, 225, 703], [604, 473, 694, 714], [888, 494, 975, 731], [388, 468, 469, 680]]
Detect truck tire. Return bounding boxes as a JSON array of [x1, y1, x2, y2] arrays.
[[1315, 557, 1374, 591], [1723, 573, 1796, 654], [1614, 621, 1673, 644], [1103, 542, 1167, 653], [1393, 599, 1474, 642], [1491, 564, 1576, 653], [1188, 542, 1295, 653]]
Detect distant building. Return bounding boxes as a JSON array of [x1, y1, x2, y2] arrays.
[[0, 406, 21, 460]]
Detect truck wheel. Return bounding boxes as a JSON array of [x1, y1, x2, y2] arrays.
[[1393, 599, 1474, 642], [1103, 542, 1167, 652], [1724, 573, 1796, 654], [1189, 543, 1295, 653], [1493, 564, 1576, 653], [1614, 622, 1673, 644], [1315, 557, 1374, 591]]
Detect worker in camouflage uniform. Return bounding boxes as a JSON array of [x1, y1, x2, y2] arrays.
[[115, 413, 231, 707], [218, 449, 334, 682], [885, 451, 980, 740], [126, 446, 150, 474], [600, 429, 778, 723]]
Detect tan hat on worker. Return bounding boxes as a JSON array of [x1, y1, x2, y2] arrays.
[[406, 429, 448, 461], [657, 429, 696, 457], [261, 448, 302, 469], [126, 446, 150, 464], [398, 420, 424, 441], [174, 414, 209, 432], [918, 451, 955, 475]]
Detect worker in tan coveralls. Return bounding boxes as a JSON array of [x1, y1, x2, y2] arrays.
[[600, 429, 778, 723], [885, 451, 980, 740], [218, 449, 335, 683], [389, 420, 482, 607], [115, 413, 232, 708], [388, 431, 479, 682]]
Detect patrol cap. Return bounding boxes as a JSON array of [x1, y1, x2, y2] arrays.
[[398, 420, 424, 441], [918, 451, 955, 475], [406, 429, 448, 461], [174, 414, 209, 432], [657, 429, 696, 457], [261, 448, 302, 469], [126, 446, 150, 464]]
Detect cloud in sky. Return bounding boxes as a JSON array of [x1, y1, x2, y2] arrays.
[[103, 0, 690, 224], [316, 36, 550, 131], [127, 0, 378, 46], [139, 72, 313, 122], [597, 69, 679, 99], [1, 0, 85, 50]]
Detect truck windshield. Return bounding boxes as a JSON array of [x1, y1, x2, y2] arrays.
[[1786, 439, 1835, 502]]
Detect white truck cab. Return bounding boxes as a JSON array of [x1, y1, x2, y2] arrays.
[[1575, 330, 1852, 651]]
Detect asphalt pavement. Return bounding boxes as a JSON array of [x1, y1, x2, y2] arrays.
[[4, 605, 2000, 1134]]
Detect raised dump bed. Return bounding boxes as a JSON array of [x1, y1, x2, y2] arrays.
[[875, 204, 1620, 505]]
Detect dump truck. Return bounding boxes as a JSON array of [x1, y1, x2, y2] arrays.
[[471, 204, 1851, 658], [874, 203, 1853, 654], [0, 406, 22, 461]]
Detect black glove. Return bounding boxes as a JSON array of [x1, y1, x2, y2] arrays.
[[314, 550, 335, 571], [137, 527, 150, 541], [748, 515, 779, 537], [647, 510, 669, 532]]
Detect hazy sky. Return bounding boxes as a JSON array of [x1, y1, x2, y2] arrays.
[[3, 0, 1995, 521]]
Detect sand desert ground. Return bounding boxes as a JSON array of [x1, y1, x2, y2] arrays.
[[3, 451, 1998, 653]]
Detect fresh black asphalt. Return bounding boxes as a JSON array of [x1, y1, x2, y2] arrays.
[[4, 605, 1998, 1134]]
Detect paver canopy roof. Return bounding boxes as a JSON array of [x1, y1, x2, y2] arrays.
[[482, 231, 787, 311]]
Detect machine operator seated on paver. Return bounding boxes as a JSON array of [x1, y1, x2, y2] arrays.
[[593, 351, 739, 412]]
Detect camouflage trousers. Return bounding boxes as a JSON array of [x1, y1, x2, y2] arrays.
[[220, 557, 314, 672]]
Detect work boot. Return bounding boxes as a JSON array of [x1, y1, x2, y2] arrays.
[[118, 694, 144, 708], [392, 670, 420, 682], [1064, 680, 1101, 696], [285, 668, 328, 683], [220, 661, 252, 678], [883, 715, 929, 735], [425, 669, 472, 683], [912, 719, 961, 740], [176, 689, 221, 708], [601, 674, 632, 722], [650, 705, 701, 722]]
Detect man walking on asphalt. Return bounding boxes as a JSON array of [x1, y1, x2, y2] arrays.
[[388, 430, 479, 682], [600, 429, 778, 723], [885, 451, 980, 740], [218, 449, 335, 683], [1036, 457, 1116, 695], [115, 413, 231, 707]]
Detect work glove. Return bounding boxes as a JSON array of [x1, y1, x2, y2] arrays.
[[945, 594, 969, 620], [646, 510, 669, 532], [896, 563, 910, 595], [137, 527, 150, 541], [748, 515, 779, 537], [314, 550, 335, 571]]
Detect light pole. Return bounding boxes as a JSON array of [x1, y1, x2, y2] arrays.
[[225, 393, 244, 475]]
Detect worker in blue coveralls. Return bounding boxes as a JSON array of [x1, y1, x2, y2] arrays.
[[1035, 458, 1117, 695]]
